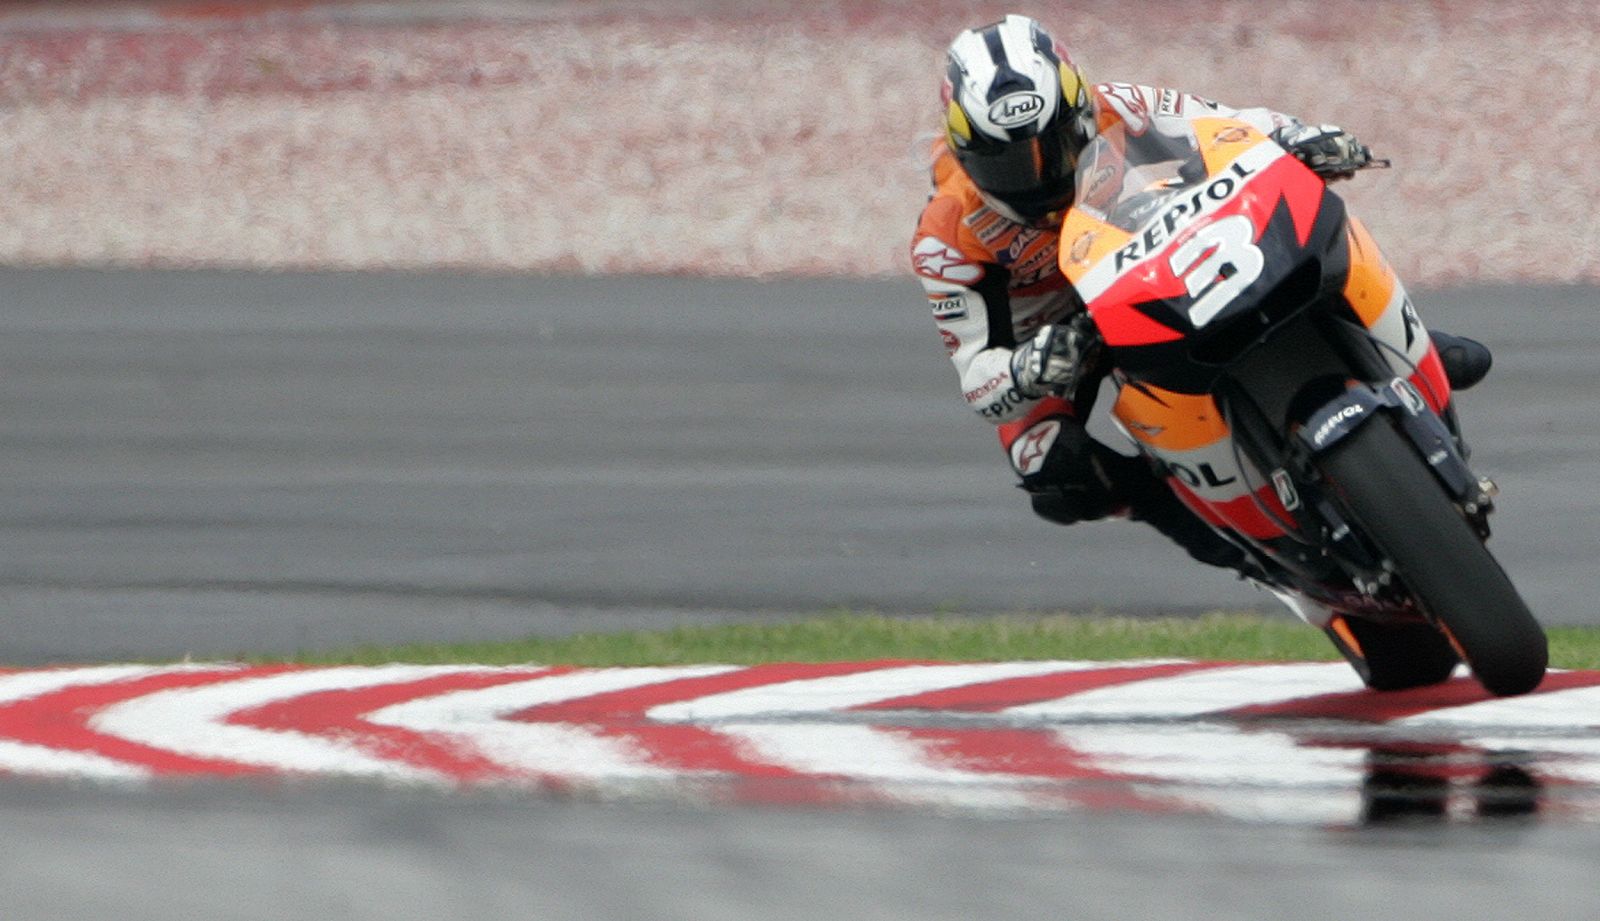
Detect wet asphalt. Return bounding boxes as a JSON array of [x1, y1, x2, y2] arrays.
[[0, 267, 1597, 920], [1, 268, 1595, 664]]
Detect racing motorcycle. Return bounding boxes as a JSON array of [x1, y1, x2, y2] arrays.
[[1057, 117, 1547, 697]]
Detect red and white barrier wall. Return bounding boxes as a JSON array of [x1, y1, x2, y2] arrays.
[[0, 0, 1595, 284]]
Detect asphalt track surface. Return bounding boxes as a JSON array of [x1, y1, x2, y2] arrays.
[[2, 268, 1599, 919], [5, 781, 1598, 921], [3, 268, 1598, 663]]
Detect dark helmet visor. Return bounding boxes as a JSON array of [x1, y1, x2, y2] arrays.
[[956, 111, 1088, 223]]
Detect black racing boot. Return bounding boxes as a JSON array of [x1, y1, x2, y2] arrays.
[[1092, 449, 1268, 578], [1430, 331, 1492, 391]]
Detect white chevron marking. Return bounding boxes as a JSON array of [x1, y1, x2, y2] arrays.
[[718, 722, 1045, 809], [1399, 683, 1600, 784], [1049, 723, 1367, 824], [0, 665, 173, 702], [368, 665, 740, 780], [648, 661, 1111, 722], [91, 665, 490, 781], [0, 665, 209, 779], [1397, 682, 1600, 730], [1005, 663, 1362, 720]]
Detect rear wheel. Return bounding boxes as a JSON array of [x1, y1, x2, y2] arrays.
[[1315, 417, 1547, 696], [1323, 615, 1460, 691]]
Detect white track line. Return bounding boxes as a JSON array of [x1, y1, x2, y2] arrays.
[[1051, 723, 1368, 788], [0, 665, 172, 702], [0, 738, 148, 781], [1397, 683, 1600, 731]]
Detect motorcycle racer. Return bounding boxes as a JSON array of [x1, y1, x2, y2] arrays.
[[912, 13, 1493, 577]]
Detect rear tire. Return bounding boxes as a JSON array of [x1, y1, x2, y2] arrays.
[[1323, 616, 1460, 691], [1315, 417, 1547, 696]]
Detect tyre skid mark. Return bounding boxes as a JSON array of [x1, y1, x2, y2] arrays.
[[0, 661, 1592, 824]]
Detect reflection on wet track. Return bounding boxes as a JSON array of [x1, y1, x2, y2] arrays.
[[1357, 746, 1544, 826], [1, 660, 1596, 828]]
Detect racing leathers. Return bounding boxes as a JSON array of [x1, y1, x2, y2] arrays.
[[910, 82, 1484, 576]]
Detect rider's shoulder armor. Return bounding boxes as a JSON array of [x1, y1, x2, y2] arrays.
[[911, 147, 997, 285], [913, 146, 1070, 299], [1091, 82, 1228, 137]]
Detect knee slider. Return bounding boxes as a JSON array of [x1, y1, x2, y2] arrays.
[[1007, 416, 1123, 524]]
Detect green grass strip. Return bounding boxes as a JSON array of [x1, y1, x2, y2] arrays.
[[275, 611, 1600, 670]]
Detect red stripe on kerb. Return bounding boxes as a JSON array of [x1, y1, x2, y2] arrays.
[[508, 661, 928, 722], [902, 726, 1202, 816], [595, 724, 807, 778], [509, 662, 914, 778], [0, 667, 294, 775], [1228, 670, 1600, 723], [906, 726, 1118, 779], [156, 1, 327, 18], [852, 662, 1219, 712], [229, 668, 561, 782]]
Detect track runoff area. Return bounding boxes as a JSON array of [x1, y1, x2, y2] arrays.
[[0, 659, 1596, 827]]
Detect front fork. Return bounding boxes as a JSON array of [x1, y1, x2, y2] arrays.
[[1296, 378, 1496, 540], [1213, 311, 1496, 610], [1214, 375, 1496, 626]]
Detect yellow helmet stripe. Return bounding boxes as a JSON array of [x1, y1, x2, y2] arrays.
[[1058, 62, 1084, 107], [946, 100, 972, 144]]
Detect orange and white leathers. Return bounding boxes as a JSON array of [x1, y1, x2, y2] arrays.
[[910, 83, 1304, 475]]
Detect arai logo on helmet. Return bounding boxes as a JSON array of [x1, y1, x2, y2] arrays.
[[988, 92, 1046, 128]]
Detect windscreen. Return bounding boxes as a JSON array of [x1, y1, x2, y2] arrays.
[[1071, 121, 1219, 233]]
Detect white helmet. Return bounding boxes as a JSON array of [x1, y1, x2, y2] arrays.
[[942, 14, 1095, 226]]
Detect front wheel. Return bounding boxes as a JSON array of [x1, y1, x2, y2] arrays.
[[1315, 417, 1547, 696]]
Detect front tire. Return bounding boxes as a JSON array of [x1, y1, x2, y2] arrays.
[[1315, 417, 1547, 696]]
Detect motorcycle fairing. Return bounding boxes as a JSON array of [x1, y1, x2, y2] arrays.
[[1061, 117, 1451, 548], [1340, 216, 1452, 413], [1110, 381, 1297, 539], [1063, 135, 1350, 393]]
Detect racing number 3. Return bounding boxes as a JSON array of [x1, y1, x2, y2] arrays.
[[1168, 214, 1264, 328]]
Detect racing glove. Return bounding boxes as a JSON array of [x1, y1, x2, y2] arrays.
[[1010, 314, 1104, 400], [1270, 123, 1373, 181]]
